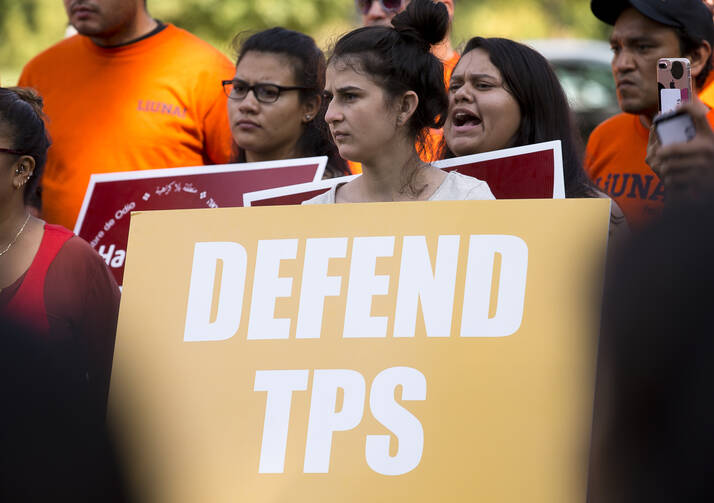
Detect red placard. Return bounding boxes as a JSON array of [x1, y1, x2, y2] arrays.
[[242, 141, 564, 207], [434, 141, 564, 199], [74, 157, 326, 285], [243, 175, 358, 207]]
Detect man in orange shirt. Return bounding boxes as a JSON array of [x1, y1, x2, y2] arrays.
[[19, 0, 234, 229], [585, 0, 714, 228]]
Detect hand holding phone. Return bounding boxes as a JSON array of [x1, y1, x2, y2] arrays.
[[657, 58, 692, 113], [647, 102, 714, 203], [653, 109, 696, 146]]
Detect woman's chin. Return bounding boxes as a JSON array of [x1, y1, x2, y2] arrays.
[[449, 141, 479, 158], [337, 145, 363, 164], [449, 137, 502, 157]]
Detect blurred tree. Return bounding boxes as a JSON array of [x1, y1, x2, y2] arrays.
[[0, 0, 66, 85], [1, 0, 612, 86], [150, 0, 355, 53], [451, 0, 610, 46]]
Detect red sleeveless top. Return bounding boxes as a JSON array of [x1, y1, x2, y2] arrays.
[[2, 224, 73, 334]]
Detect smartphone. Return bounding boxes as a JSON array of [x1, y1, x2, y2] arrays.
[[653, 109, 696, 146], [658, 58, 692, 113]]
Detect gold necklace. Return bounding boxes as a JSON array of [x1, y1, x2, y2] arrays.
[[0, 214, 31, 257]]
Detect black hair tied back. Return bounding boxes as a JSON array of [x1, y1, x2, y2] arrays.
[[391, 0, 449, 50], [330, 0, 450, 146]]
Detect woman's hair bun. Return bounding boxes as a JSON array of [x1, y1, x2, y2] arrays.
[[391, 0, 449, 48], [9, 87, 46, 121]]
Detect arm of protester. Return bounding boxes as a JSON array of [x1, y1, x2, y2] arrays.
[[594, 189, 630, 251], [608, 198, 630, 250], [646, 102, 714, 204]]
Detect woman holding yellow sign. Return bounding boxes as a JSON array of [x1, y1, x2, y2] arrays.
[[304, 0, 494, 204]]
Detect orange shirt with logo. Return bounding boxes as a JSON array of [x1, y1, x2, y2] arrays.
[[585, 109, 714, 228], [19, 25, 234, 228]]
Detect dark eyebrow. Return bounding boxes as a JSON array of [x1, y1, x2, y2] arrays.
[[610, 35, 657, 45], [450, 72, 497, 83], [467, 73, 498, 80], [336, 86, 362, 93], [232, 77, 282, 87]]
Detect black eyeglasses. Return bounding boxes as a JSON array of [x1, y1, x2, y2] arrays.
[[0, 147, 25, 156], [222, 79, 312, 104], [355, 0, 405, 15]]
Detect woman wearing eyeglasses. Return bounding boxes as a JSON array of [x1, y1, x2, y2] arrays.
[[0, 87, 120, 419], [224, 28, 349, 178], [303, 0, 493, 204]]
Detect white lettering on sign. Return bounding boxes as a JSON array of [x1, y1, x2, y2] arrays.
[[366, 367, 426, 475], [295, 238, 348, 339], [98, 244, 115, 264], [460, 235, 528, 338], [343, 236, 395, 339], [110, 249, 126, 268], [254, 370, 309, 474], [304, 369, 366, 473], [90, 230, 105, 248], [98, 244, 126, 269], [254, 367, 426, 475], [247, 239, 298, 340], [114, 201, 136, 220], [393, 235, 460, 338], [184, 242, 247, 342], [183, 235, 528, 341]]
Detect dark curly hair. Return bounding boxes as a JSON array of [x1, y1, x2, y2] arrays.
[[442, 37, 596, 198], [329, 0, 449, 157], [675, 26, 713, 89], [0, 87, 51, 206], [231, 27, 349, 178]]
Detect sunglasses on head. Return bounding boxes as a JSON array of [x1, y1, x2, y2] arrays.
[[355, 0, 405, 15]]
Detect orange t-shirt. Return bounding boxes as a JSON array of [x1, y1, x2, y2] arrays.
[[700, 71, 714, 109], [442, 51, 460, 87], [585, 110, 714, 228], [347, 51, 460, 174], [18, 24, 235, 228]]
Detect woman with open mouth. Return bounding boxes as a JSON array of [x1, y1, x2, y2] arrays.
[[442, 37, 628, 242], [303, 0, 493, 204]]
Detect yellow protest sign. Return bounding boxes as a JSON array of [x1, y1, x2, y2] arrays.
[[111, 199, 609, 502]]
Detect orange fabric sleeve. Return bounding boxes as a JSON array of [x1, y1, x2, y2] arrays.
[[442, 51, 460, 88], [700, 72, 714, 109]]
